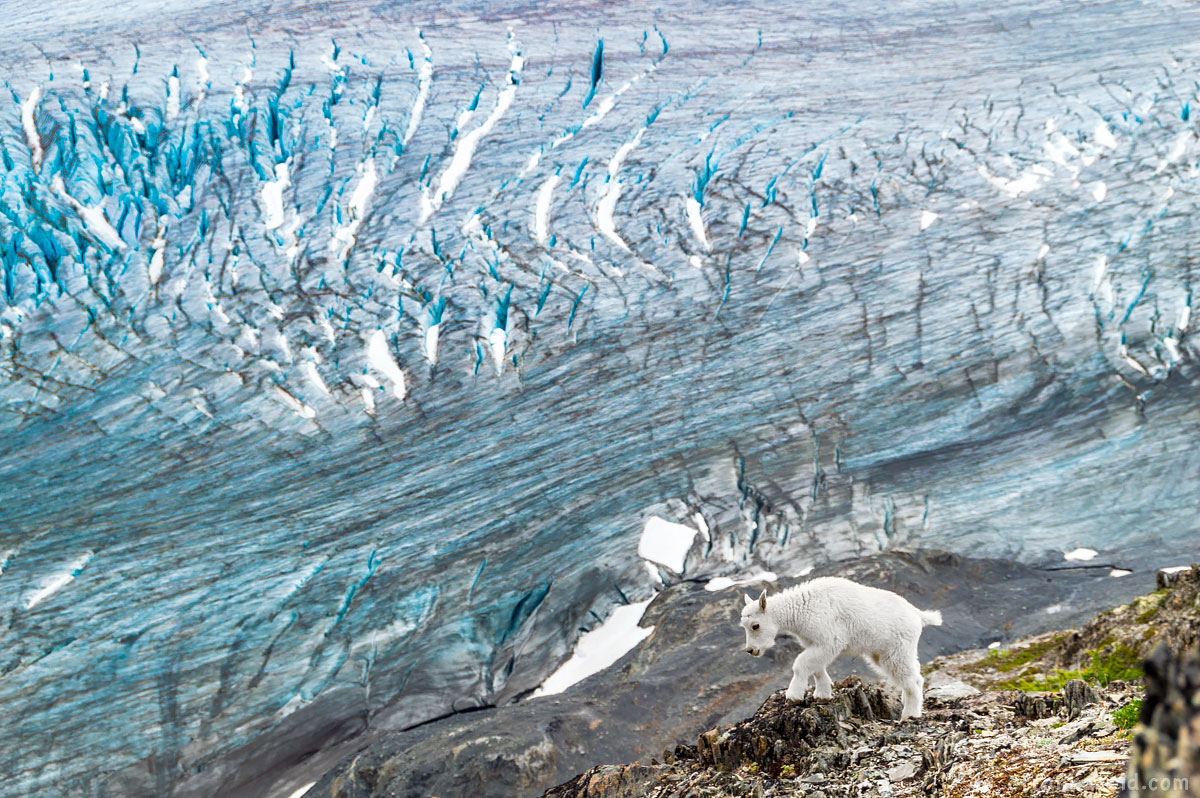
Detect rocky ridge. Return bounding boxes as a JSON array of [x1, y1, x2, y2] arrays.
[[544, 566, 1200, 798]]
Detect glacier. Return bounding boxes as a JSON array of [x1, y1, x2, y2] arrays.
[[0, 1, 1199, 795]]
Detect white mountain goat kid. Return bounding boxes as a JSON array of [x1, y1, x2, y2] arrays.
[[740, 577, 943, 719]]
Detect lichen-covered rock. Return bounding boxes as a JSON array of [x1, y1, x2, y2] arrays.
[[694, 678, 900, 774], [1012, 690, 1064, 720], [1121, 642, 1200, 798], [1064, 678, 1102, 720], [544, 764, 668, 798], [1059, 566, 1200, 678]]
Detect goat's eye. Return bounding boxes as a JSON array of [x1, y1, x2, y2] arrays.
[[751, 623, 760, 631]]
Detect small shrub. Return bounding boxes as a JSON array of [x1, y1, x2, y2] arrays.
[[1087, 643, 1143, 684], [1112, 699, 1143, 731]]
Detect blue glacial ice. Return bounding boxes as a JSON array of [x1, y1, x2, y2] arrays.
[[0, 1, 1199, 795]]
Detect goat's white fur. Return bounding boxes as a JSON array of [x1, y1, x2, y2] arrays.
[[739, 576, 943, 719]]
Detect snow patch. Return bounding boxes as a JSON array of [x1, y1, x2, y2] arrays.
[[1155, 130, 1191, 172], [25, 552, 94, 610], [644, 561, 664, 585], [147, 218, 168, 285], [404, 33, 434, 146], [686, 196, 711, 251], [637, 516, 698, 573], [420, 37, 523, 223], [233, 66, 253, 113], [21, 86, 43, 170], [533, 172, 560, 246], [51, 177, 126, 250], [977, 164, 1049, 197], [332, 159, 377, 259], [1090, 181, 1107, 202], [1063, 547, 1098, 562], [286, 784, 316, 798], [488, 327, 507, 375], [919, 210, 938, 230], [301, 361, 329, 396], [1044, 131, 1080, 169], [519, 63, 659, 181], [273, 387, 315, 420], [1109, 569, 1132, 578], [530, 598, 655, 697], [166, 73, 181, 121], [595, 129, 646, 252], [365, 329, 407, 400], [195, 57, 209, 101], [422, 322, 441, 366], [704, 571, 777, 592], [1094, 122, 1118, 150], [261, 162, 291, 231], [1091, 254, 1109, 294], [1119, 343, 1150, 376]]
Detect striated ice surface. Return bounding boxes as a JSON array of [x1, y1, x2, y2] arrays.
[[1, 1, 1199, 795]]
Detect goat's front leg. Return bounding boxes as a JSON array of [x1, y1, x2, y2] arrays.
[[786, 648, 833, 701]]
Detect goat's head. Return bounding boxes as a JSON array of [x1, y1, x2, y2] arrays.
[[739, 589, 776, 656]]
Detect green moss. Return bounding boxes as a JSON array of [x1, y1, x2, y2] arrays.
[[1087, 643, 1143, 684], [1133, 589, 1169, 623], [1112, 699, 1143, 731], [995, 643, 1142, 691], [997, 668, 1084, 692], [966, 634, 1070, 675]]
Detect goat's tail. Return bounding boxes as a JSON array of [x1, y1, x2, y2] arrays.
[[919, 609, 943, 627]]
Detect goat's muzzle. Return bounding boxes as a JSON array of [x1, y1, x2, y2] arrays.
[[746, 647, 761, 657]]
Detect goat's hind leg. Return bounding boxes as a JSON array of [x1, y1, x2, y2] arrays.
[[881, 646, 924, 720]]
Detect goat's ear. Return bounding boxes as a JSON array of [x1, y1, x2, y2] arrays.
[[743, 594, 753, 606], [758, 589, 768, 611]]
